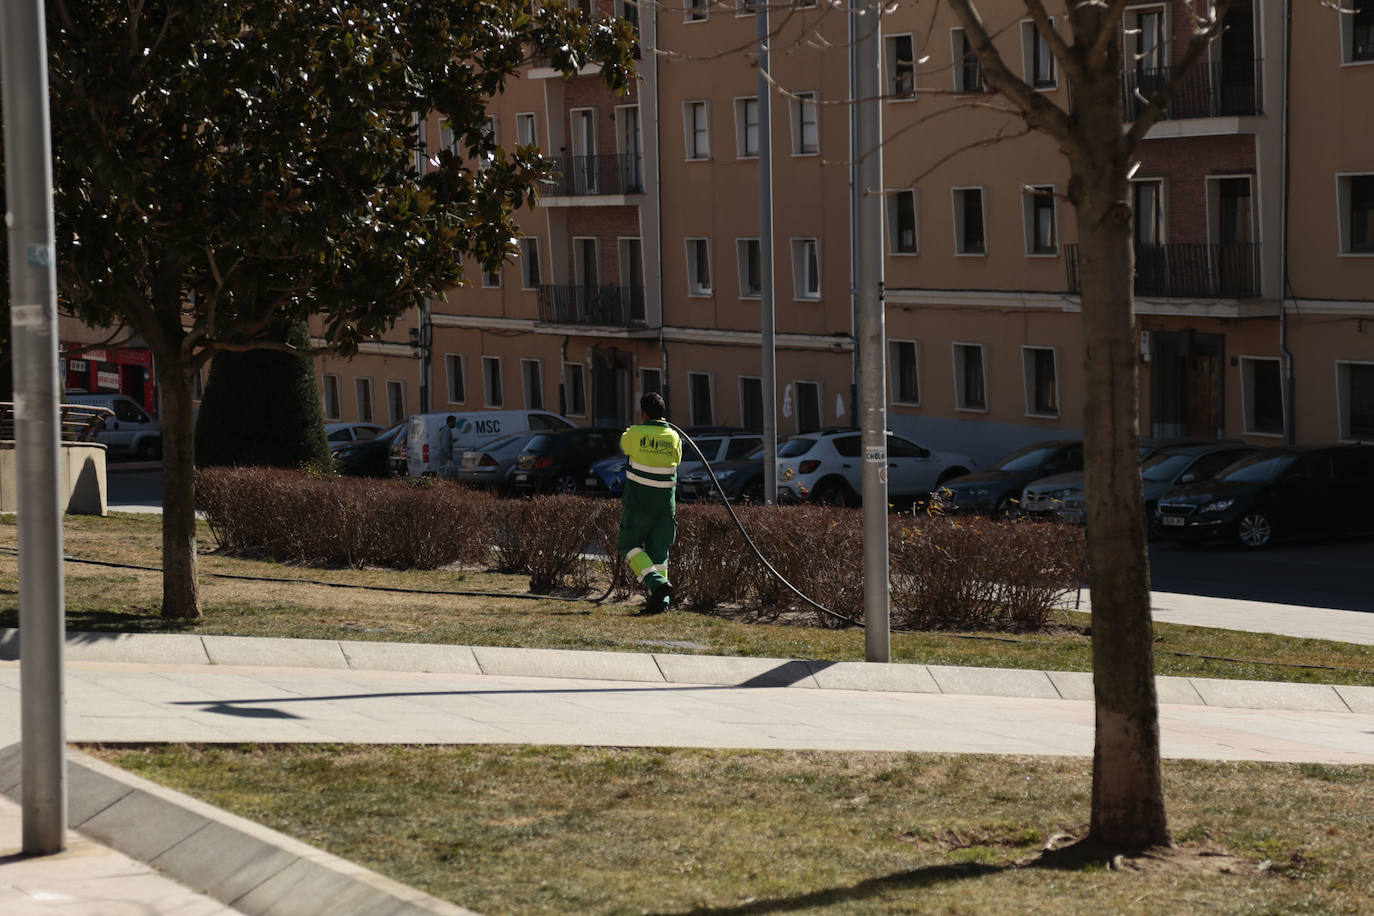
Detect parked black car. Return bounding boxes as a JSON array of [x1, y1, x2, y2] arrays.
[[1140, 441, 1258, 519], [677, 444, 768, 502], [933, 440, 1084, 517], [1154, 445, 1374, 548], [508, 427, 623, 495], [332, 421, 405, 477]]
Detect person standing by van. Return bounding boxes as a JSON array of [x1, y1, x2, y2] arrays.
[[618, 393, 682, 615], [437, 415, 457, 476]]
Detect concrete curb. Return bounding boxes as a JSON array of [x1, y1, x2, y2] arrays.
[[0, 627, 1364, 714], [0, 742, 479, 916]]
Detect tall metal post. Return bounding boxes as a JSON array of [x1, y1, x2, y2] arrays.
[[757, 0, 777, 503], [853, 0, 890, 661], [418, 298, 433, 414], [2, 0, 69, 853]]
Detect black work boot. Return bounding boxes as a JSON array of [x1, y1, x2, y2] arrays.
[[639, 582, 673, 615]]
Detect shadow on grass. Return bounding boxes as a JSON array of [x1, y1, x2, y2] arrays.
[[662, 862, 1004, 915], [0, 609, 195, 634]]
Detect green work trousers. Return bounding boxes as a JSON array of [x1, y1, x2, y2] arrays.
[[617, 482, 676, 593]]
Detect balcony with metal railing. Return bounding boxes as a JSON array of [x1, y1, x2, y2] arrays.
[[1124, 59, 1263, 122], [537, 284, 647, 328], [544, 153, 645, 198], [1064, 243, 1263, 300]]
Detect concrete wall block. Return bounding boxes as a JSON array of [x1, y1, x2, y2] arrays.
[[807, 661, 942, 693], [653, 654, 819, 688], [65, 631, 210, 665], [1188, 677, 1350, 712], [66, 757, 136, 826], [1044, 670, 1095, 701], [1155, 676, 1207, 706], [340, 641, 482, 675], [78, 786, 210, 863], [472, 645, 664, 682], [926, 665, 1061, 699], [152, 819, 300, 909], [1334, 684, 1374, 714], [202, 635, 350, 669], [0, 741, 24, 795]]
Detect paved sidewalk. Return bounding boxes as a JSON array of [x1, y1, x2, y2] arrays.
[[0, 794, 234, 915], [2, 628, 1373, 914]]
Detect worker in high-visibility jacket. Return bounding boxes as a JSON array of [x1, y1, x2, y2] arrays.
[[618, 392, 683, 615]]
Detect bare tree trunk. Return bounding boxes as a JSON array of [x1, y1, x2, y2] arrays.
[[158, 360, 201, 620], [1069, 83, 1169, 851]]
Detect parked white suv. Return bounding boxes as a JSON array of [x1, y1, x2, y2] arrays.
[[776, 429, 975, 507]]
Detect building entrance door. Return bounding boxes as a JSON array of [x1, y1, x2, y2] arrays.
[[591, 349, 632, 428], [1152, 330, 1225, 439]]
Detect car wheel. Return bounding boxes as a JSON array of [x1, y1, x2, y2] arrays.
[[812, 479, 858, 507], [994, 495, 1019, 520], [552, 472, 579, 495], [1236, 511, 1272, 549], [136, 438, 162, 461], [740, 481, 764, 503]]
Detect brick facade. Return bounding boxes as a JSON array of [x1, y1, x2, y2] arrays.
[[1137, 134, 1257, 243]]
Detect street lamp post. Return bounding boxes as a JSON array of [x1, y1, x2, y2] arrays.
[[2, 0, 69, 854]]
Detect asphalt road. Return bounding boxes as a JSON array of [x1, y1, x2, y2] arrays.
[[1147, 536, 1374, 613], [107, 462, 1374, 614]]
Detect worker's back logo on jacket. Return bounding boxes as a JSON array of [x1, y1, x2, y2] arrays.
[[639, 434, 678, 457]]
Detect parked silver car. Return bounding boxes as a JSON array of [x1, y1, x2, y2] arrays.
[[454, 432, 542, 493]]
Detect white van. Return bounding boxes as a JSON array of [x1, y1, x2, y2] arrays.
[[406, 410, 574, 477], [66, 393, 162, 460]]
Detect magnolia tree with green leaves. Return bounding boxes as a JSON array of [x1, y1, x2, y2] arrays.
[[11, 0, 634, 620], [939, 0, 1232, 855]]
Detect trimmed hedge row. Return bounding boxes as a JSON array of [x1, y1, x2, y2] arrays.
[[197, 467, 497, 569], [197, 467, 1085, 631]]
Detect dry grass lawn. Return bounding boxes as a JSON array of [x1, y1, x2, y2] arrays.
[[90, 743, 1374, 915]]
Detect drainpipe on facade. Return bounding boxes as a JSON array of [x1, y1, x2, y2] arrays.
[[1269, 0, 1291, 444], [1279, 0, 1296, 444], [650, 0, 668, 415]]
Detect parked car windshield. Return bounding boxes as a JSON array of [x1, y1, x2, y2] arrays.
[[1141, 452, 1196, 482], [1214, 452, 1297, 483], [779, 438, 816, 458], [523, 435, 552, 454], [992, 445, 1060, 473]]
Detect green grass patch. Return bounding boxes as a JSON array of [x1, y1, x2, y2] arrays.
[[2, 513, 1372, 685], [89, 743, 1374, 915]]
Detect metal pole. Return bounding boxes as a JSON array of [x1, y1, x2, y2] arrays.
[[418, 298, 432, 414], [757, 0, 777, 504], [2, 0, 69, 853], [848, 0, 861, 425], [853, 0, 890, 661]]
